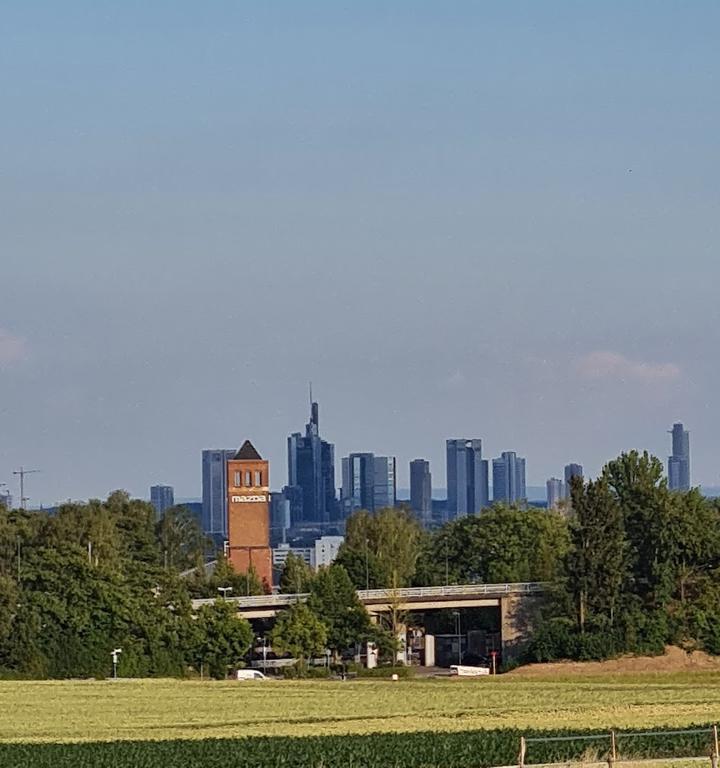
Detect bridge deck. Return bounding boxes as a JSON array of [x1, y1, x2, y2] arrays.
[[191, 582, 544, 612]]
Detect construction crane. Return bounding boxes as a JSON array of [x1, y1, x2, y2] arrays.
[[13, 467, 40, 510]]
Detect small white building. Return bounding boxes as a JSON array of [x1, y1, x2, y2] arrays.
[[314, 536, 344, 568], [272, 536, 344, 572]]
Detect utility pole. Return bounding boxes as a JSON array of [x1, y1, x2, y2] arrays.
[[13, 467, 40, 510]]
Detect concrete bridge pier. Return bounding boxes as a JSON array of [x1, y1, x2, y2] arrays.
[[500, 593, 543, 662]]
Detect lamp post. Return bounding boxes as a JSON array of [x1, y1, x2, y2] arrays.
[[218, 586, 232, 600], [111, 648, 122, 680], [445, 540, 449, 586], [364, 537, 370, 591], [257, 636, 268, 674]]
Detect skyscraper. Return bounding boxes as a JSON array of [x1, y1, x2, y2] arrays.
[[492, 451, 527, 505], [202, 448, 236, 544], [341, 452, 396, 513], [150, 485, 174, 518], [287, 400, 337, 525], [668, 423, 690, 491], [410, 459, 432, 524], [446, 439, 489, 517], [373, 455, 397, 510], [546, 478, 564, 510], [563, 463, 584, 500]]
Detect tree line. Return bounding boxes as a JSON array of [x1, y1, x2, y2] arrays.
[[329, 451, 720, 662], [2, 449, 719, 679], [0, 492, 258, 679]]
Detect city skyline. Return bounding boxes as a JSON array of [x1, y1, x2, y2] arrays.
[[5, 408, 708, 508], [3, 3, 720, 505]]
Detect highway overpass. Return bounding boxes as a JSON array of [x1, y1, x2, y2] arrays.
[[192, 582, 545, 660]]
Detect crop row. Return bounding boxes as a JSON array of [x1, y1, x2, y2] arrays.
[[0, 724, 715, 768]]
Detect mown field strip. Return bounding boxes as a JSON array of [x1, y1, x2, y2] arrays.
[[3, 672, 720, 744]]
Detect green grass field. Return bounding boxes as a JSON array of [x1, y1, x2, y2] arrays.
[[3, 672, 720, 744]]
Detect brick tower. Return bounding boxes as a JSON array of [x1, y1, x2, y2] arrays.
[[226, 440, 273, 588]]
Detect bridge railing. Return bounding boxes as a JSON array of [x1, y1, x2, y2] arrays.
[[357, 582, 544, 601], [191, 582, 544, 610]]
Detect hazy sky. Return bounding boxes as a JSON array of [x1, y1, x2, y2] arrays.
[[2, 2, 719, 506]]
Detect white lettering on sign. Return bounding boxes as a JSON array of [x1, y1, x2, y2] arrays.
[[231, 495, 267, 503]]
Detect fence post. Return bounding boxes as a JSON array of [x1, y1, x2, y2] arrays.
[[519, 736, 526, 768], [609, 730, 617, 768], [712, 725, 719, 768]]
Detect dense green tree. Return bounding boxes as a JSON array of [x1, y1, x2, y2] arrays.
[[191, 600, 253, 679], [0, 492, 207, 678], [156, 506, 207, 572], [567, 475, 628, 632], [186, 554, 266, 599], [269, 602, 328, 663], [604, 451, 674, 606], [307, 564, 372, 658], [0, 574, 17, 647], [414, 506, 569, 587], [279, 553, 315, 594], [342, 508, 423, 588], [530, 452, 720, 662], [334, 544, 387, 590]]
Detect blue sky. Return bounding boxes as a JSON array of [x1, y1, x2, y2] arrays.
[[1, 2, 719, 505]]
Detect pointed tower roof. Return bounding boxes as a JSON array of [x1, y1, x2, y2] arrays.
[[234, 440, 262, 461]]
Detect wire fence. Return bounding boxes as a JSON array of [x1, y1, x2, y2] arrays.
[[508, 726, 720, 768]]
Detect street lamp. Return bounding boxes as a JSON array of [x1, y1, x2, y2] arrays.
[[111, 648, 122, 680], [364, 537, 370, 591], [257, 636, 268, 674], [452, 610, 461, 665], [445, 539, 449, 587], [218, 586, 232, 600]]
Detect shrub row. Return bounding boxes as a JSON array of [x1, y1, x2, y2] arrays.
[[1, 724, 715, 768]]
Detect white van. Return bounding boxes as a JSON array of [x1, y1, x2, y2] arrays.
[[235, 669, 267, 681]]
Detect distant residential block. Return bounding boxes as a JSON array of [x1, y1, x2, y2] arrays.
[[546, 478, 564, 510], [150, 485, 174, 518]]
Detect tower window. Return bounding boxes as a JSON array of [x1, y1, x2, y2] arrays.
[[244, 470, 252, 486], [254, 470, 262, 486], [234, 471, 241, 487]]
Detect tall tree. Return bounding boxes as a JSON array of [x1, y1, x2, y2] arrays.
[[604, 451, 674, 607], [192, 600, 253, 680], [307, 564, 372, 658], [156, 506, 207, 572], [269, 602, 328, 664], [414, 506, 569, 587], [567, 475, 628, 632], [279, 553, 315, 594], [343, 508, 423, 588]]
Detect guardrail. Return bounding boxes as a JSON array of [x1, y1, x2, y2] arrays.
[[191, 582, 545, 610]]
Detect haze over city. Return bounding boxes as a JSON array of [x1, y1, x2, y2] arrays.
[[2, 2, 719, 506]]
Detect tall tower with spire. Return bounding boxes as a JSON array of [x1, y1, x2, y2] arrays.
[[226, 440, 273, 588], [287, 398, 337, 526]]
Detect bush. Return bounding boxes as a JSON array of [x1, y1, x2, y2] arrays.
[[281, 662, 331, 679], [354, 665, 415, 679]]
